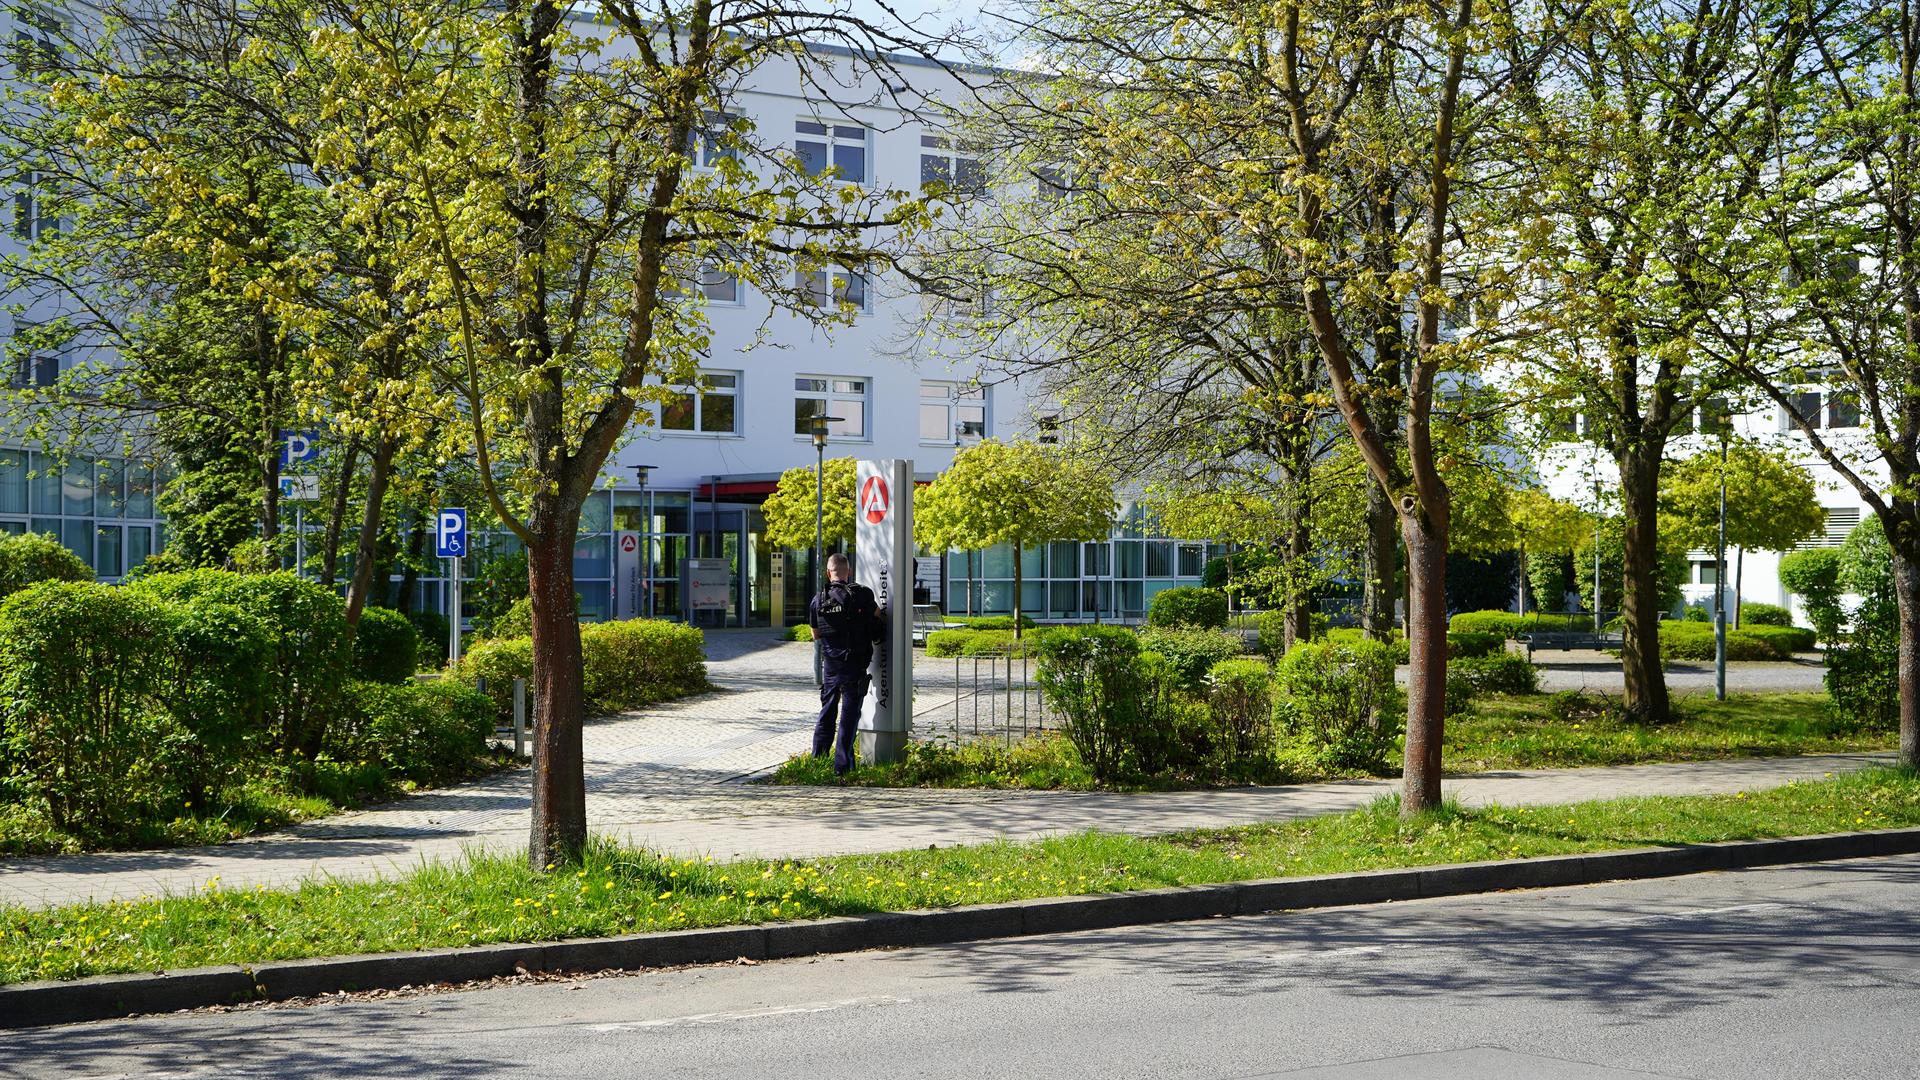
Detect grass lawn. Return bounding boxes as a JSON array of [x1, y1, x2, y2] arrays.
[[771, 691, 1888, 791], [4, 766, 1914, 986]]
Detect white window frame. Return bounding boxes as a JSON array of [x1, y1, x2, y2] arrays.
[[696, 259, 742, 305], [793, 375, 870, 441], [797, 266, 870, 313], [655, 370, 741, 436], [919, 134, 988, 198], [11, 170, 57, 242], [795, 118, 871, 185], [1782, 386, 1861, 432], [919, 379, 988, 445]]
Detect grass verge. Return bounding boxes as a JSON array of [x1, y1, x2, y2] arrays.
[[4, 765, 1915, 985]]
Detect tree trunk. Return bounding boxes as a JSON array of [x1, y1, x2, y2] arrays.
[[1284, 497, 1312, 650], [1618, 450, 1671, 722], [342, 437, 395, 628], [319, 438, 361, 587], [1401, 509, 1447, 814], [1890, 534, 1920, 768], [1363, 477, 1397, 638], [528, 508, 588, 870]]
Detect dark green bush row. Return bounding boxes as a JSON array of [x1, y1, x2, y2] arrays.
[[455, 618, 710, 722], [1657, 621, 1785, 661], [926, 627, 1036, 657], [1138, 626, 1244, 688], [1146, 586, 1229, 629], [330, 680, 495, 787], [1447, 610, 1594, 637], [943, 614, 1035, 630], [1739, 602, 1792, 627], [1445, 653, 1541, 714]]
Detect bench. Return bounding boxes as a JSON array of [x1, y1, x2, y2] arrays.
[[1516, 630, 1621, 659], [911, 604, 960, 646]]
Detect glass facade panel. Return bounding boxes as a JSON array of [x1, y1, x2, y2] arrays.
[[1049, 581, 1077, 618], [1116, 541, 1144, 578], [1049, 541, 1078, 577], [979, 542, 1012, 578], [63, 458, 93, 516], [96, 459, 124, 517], [29, 452, 59, 514], [574, 533, 611, 579], [60, 519, 89, 563], [126, 464, 154, 518], [1178, 544, 1204, 577], [1145, 541, 1173, 577], [94, 524, 121, 577], [126, 525, 152, 571], [0, 449, 23, 514]]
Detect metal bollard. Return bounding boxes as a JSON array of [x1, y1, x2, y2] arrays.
[[512, 677, 527, 760]]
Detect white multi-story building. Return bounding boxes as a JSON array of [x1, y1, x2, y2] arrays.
[[0, 13, 1214, 625]]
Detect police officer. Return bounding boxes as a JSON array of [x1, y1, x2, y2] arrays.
[[808, 552, 883, 774]]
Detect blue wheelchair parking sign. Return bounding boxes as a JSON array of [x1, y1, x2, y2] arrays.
[[436, 508, 468, 558]]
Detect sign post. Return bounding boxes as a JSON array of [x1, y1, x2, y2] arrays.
[[855, 459, 912, 765], [770, 551, 786, 630], [437, 508, 468, 664], [614, 531, 642, 620]]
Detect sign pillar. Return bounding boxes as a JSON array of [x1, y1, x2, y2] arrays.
[[770, 551, 786, 630], [855, 459, 912, 764], [437, 508, 468, 664], [614, 531, 642, 620]]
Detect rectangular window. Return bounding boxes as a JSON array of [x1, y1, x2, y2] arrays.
[[697, 261, 739, 304], [919, 134, 987, 198], [125, 463, 154, 518], [1036, 412, 1061, 445], [919, 380, 988, 444], [96, 458, 124, 518], [1787, 391, 1822, 428], [1035, 166, 1069, 202], [125, 525, 152, 571], [793, 375, 868, 438], [1178, 543, 1204, 577], [95, 524, 121, 578], [1827, 391, 1860, 429], [689, 112, 740, 168], [657, 371, 739, 435], [797, 267, 869, 312], [11, 171, 58, 241], [795, 119, 868, 184], [1145, 541, 1174, 577], [59, 518, 88, 564], [62, 457, 91, 516]]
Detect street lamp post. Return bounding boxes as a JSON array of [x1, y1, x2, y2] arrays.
[[1715, 431, 1729, 701], [808, 415, 843, 687], [632, 464, 654, 620]]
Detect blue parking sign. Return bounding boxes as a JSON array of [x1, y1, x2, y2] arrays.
[[435, 508, 468, 558]]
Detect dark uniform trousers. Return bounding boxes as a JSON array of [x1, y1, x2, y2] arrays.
[[809, 579, 882, 774]]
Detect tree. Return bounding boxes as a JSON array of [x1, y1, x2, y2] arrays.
[[1779, 548, 1844, 645], [917, 440, 1116, 637], [761, 458, 857, 554], [300, 0, 961, 867], [1659, 441, 1824, 624], [1724, 0, 1920, 766], [1501, 0, 1821, 722]]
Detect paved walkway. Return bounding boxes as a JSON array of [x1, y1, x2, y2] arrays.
[[0, 629, 1874, 911]]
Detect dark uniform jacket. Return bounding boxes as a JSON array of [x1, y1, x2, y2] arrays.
[[809, 580, 884, 661]]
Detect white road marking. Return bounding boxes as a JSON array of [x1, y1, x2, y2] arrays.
[[590, 995, 913, 1032], [1265, 944, 1417, 963], [1595, 902, 1787, 928]]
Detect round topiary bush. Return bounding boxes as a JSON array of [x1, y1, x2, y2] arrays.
[[354, 606, 421, 684], [1146, 586, 1229, 629]]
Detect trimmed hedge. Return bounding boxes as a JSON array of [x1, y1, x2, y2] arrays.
[[1146, 586, 1229, 629], [1740, 623, 1817, 654], [1739, 602, 1792, 626], [1323, 627, 1408, 664], [926, 627, 1036, 657], [354, 606, 421, 684], [1447, 610, 1592, 638], [329, 680, 494, 786], [0, 531, 92, 600], [454, 619, 710, 721], [943, 614, 1035, 630], [1445, 631, 1504, 659], [1658, 621, 1783, 661], [1138, 625, 1245, 689]]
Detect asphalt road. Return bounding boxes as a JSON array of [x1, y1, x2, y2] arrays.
[[15, 854, 1920, 1080]]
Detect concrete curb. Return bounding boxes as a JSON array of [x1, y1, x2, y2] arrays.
[[8, 825, 1920, 1028]]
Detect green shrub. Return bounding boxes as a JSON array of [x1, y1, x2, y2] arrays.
[[1740, 602, 1792, 627], [579, 619, 710, 714], [469, 550, 529, 639], [329, 680, 494, 786], [130, 570, 351, 761], [1256, 610, 1289, 658], [0, 582, 178, 833], [1035, 626, 1157, 782], [1272, 638, 1403, 774], [452, 637, 534, 722], [783, 623, 814, 642], [1324, 626, 1410, 663], [943, 614, 1035, 630], [926, 627, 1035, 657], [1779, 547, 1844, 644], [1657, 621, 1783, 661], [1827, 518, 1898, 729], [1446, 631, 1503, 659], [0, 531, 92, 599], [1137, 626, 1244, 689], [483, 596, 534, 641], [409, 609, 452, 664], [1681, 605, 1711, 622], [1452, 653, 1540, 700], [1738, 624, 1817, 654], [1447, 610, 1590, 637], [1146, 586, 1229, 629], [1204, 658, 1275, 777], [156, 596, 273, 802], [354, 606, 421, 685]]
